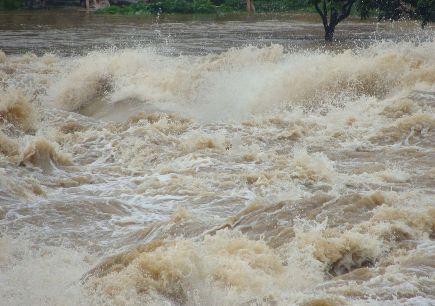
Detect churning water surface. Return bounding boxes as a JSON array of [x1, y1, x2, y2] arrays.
[[0, 10, 434, 306]]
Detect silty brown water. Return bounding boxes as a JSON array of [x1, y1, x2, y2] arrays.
[[0, 10, 434, 306]]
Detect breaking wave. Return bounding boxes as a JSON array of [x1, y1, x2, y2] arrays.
[[1, 38, 434, 306], [45, 41, 435, 120]]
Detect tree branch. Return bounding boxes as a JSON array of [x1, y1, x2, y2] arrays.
[[331, 7, 338, 26], [314, 1, 328, 28], [337, 0, 356, 23]]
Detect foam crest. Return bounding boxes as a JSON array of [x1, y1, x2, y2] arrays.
[[0, 89, 36, 133], [0, 50, 6, 63], [0, 131, 19, 158], [1, 37, 434, 306], [0, 237, 92, 306], [290, 148, 336, 183], [45, 41, 435, 121], [20, 138, 73, 171], [86, 230, 325, 305]]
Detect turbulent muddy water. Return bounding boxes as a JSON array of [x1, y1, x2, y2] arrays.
[[0, 10, 434, 306]]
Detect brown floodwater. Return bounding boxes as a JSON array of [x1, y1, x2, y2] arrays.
[[0, 9, 432, 55], [0, 9, 434, 306]]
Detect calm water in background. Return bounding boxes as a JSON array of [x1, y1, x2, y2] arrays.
[[0, 9, 430, 55]]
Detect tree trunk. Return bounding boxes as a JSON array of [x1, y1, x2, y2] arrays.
[[246, 0, 255, 15], [324, 25, 335, 42]]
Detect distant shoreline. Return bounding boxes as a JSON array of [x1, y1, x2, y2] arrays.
[[0, 0, 316, 14], [96, 0, 315, 16]]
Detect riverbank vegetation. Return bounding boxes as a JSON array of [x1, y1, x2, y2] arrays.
[[0, 0, 49, 9], [97, 0, 434, 40], [311, 0, 434, 41], [97, 0, 314, 15], [1, 0, 433, 42], [97, 0, 433, 33], [0, 0, 24, 9]]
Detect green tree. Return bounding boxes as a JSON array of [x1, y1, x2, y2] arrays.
[[310, 0, 357, 41], [0, 0, 23, 9], [310, 0, 434, 41], [366, 0, 435, 27]]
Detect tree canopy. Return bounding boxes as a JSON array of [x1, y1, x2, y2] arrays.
[[310, 0, 434, 41], [310, 0, 356, 41], [360, 0, 435, 27]]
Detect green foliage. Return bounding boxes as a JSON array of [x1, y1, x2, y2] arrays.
[[222, 0, 244, 10], [97, 0, 314, 15], [356, 0, 373, 19], [356, 0, 435, 26], [309, 0, 433, 40], [192, 0, 216, 13], [98, 0, 218, 14], [97, 0, 434, 25], [417, 0, 435, 25], [96, 3, 150, 14], [0, 0, 23, 10], [250, 0, 312, 12]]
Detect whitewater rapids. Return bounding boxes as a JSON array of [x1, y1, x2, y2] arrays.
[[0, 39, 434, 305]]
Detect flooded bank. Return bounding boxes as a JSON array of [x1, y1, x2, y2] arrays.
[[0, 9, 432, 54]]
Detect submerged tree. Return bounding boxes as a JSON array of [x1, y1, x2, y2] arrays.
[[310, 0, 435, 41], [310, 0, 357, 41]]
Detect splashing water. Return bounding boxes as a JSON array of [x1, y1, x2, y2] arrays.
[[0, 17, 434, 306]]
